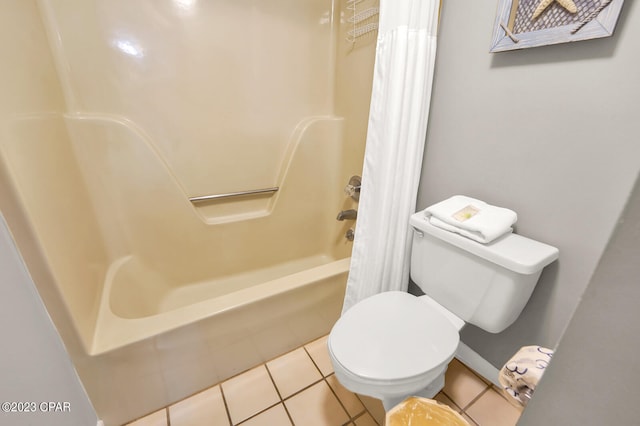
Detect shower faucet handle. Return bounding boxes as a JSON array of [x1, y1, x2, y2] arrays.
[[346, 228, 355, 241], [344, 176, 362, 201], [336, 209, 358, 221]]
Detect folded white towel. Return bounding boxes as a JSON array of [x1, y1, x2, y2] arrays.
[[423, 195, 517, 244]]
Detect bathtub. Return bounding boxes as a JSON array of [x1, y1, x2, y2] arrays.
[[96, 255, 350, 353], [0, 113, 354, 425], [87, 257, 349, 426]]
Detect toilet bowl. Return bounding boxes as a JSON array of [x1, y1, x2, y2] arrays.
[[328, 291, 463, 410], [328, 211, 559, 411]]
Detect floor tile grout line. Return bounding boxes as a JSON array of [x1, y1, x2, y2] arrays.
[[350, 408, 378, 425], [286, 378, 326, 399], [216, 358, 293, 425], [272, 346, 326, 401], [437, 392, 463, 413], [453, 358, 493, 386], [489, 382, 526, 409], [216, 337, 323, 389], [353, 394, 382, 426], [262, 363, 295, 426], [440, 389, 481, 423], [217, 383, 235, 426], [460, 386, 492, 414], [303, 344, 379, 426], [252, 369, 358, 425], [230, 337, 327, 415], [303, 344, 327, 379], [234, 402, 286, 426], [165, 407, 170, 426], [462, 412, 480, 426], [441, 390, 462, 411], [465, 385, 524, 425], [322, 375, 358, 423], [224, 361, 317, 425], [263, 363, 285, 402], [302, 344, 354, 421]]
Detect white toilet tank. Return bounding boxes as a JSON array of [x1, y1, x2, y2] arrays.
[[409, 211, 558, 333]]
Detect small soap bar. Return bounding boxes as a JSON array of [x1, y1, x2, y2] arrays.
[[386, 397, 470, 426], [451, 205, 480, 222]]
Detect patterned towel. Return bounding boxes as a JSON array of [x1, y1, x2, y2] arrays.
[[499, 345, 554, 407]]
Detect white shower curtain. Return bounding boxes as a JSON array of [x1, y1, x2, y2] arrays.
[[342, 0, 440, 313]]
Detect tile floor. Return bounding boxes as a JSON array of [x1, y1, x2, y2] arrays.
[[126, 335, 523, 426]]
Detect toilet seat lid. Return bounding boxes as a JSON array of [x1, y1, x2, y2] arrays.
[[329, 291, 459, 381]]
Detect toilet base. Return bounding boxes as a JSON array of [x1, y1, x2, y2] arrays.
[[381, 371, 446, 411]]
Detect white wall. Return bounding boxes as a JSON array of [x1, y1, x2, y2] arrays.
[[417, 1, 640, 367], [0, 215, 97, 426]]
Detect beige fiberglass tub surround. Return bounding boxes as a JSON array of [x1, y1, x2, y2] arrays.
[[0, 0, 376, 424]]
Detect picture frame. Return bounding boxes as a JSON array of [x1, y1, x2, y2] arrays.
[[489, 0, 625, 52]]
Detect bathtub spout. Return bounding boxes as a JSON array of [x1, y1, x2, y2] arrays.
[[336, 209, 358, 221]]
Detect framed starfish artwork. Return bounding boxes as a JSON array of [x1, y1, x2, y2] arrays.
[[490, 0, 624, 52]]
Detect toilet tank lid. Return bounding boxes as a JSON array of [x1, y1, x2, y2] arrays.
[[410, 212, 559, 275]]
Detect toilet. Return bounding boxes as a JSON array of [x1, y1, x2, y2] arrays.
[[328, 211, 559, 411]]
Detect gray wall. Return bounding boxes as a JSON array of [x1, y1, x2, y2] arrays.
[[0, 215, 97, 426], [417, 1, 640, 368], [519, 170, 640, 425]]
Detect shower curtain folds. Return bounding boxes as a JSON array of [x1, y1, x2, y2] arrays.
[[342, 0, 440, 312]]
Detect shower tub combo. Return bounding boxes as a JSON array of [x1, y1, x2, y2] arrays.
[[0, 0, 376, 424], [2, 113, 353, 426]]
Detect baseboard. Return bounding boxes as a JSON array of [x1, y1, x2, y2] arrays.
[[455, 341, 501, 388]]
